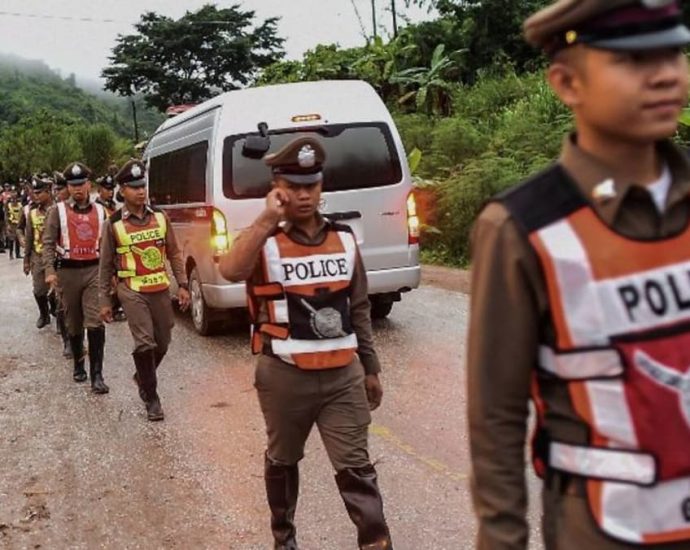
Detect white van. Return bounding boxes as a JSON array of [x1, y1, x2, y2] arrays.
[[143, 80, 421, 335]]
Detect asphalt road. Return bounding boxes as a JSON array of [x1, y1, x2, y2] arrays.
[[0, 256, 542, 550]]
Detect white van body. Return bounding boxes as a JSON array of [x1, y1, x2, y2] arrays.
[[143, 80, 420, 334]]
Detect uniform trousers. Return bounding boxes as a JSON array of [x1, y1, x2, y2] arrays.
[[57, 264, 102, 336], [542, 476, 690, 549], [116, 284, 174, 354], [254, 354, 372, 471], [30, 254, 49, 297]]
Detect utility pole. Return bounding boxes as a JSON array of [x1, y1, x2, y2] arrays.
[[131, 97, 140, 144], [371, 0, 377, 39], [391, 0, 398, 37]]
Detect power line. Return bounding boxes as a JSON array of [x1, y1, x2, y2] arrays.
[[0, 11, 127, 24]]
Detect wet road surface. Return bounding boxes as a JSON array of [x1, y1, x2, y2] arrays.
[[0, 257, 542, 549]]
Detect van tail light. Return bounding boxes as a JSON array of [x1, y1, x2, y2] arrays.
[[407, 193, 420, 245], [211, 208, 230, 258]]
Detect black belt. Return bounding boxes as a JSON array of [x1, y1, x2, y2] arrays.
[[57, 259, 99, 269]]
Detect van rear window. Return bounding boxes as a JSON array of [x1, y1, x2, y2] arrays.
[[223, 123, 402, 199]]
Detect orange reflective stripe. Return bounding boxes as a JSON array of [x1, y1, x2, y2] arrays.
[[251, 283, 284, 298], [569, 207, 690, 280], [291, 349, 356, 370], [259, 324, 289, 340], [251, 330, 263, 354]]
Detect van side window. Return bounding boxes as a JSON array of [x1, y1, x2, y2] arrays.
[[223, 124, 402, 199], [149, 142, 208, 205]]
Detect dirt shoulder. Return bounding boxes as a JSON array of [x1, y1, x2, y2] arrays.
[[421, 264, 470, 294]]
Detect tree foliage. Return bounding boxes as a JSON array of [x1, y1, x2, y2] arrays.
[[103, 4, 285, 111]]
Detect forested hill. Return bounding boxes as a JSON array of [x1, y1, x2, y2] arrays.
[[0, 54, 162, 138]]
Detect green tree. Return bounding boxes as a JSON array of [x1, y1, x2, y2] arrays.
[[79, 124, 117, 175], [103, 4, 285, 111]]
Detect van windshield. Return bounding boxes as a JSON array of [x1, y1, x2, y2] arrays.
[[223, 123, 402, 199]]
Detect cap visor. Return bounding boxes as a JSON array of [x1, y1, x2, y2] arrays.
[[589, 25, 690, 51], [122, 179, 146, 188], [67, 178, 88, 185], [279, 172, 323, 184]]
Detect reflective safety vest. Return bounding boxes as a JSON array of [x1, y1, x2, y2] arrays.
[[7, 201, 21, 225], [112, 210, 170, 293], [30, 207, 47, 254], [501, 166, 690, 545], [96, 198, 117, 217], [248, 225, 359, 370], [56, 201, 105, 261]]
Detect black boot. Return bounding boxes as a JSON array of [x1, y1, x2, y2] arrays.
[[8, 240, 13, 260], [70, 335, 87, 382], [87, 327, 109, 394], [14, 239, 21, 259], [133, 350, 163, 421], [57, 312, 72, 358], [34, 294, 51, 329], [335, 465, 393, 550], [265, 454, 300, 550]]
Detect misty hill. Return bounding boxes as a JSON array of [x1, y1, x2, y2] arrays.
[[0, 54, 163, 139]]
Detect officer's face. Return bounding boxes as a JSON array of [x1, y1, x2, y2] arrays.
[[99, 187, 114, 201], [35, 188, 51, 205], [275, 177, 322, 221], [57, 187, 70, 202], [121, 185, 147, 207], [68, 180, 91, 203], [550, 46, 689, 143]]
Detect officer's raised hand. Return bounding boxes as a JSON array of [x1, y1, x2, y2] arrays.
[[99, 305, 114, 324], [265, 187, 289, 222], [23, 258, 30, 276], [365, 373, 383, 411]]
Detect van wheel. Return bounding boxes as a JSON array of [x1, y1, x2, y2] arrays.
[[370, 297, 394, 319], [190, 267, 215, 336]]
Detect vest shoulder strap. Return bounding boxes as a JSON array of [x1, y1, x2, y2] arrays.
[[110, 209, 124, 224], [495, 164, 588, 235], [328, 221, 354, 234]]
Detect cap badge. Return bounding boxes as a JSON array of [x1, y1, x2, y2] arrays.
[[592, 179, 617, 202], [71, 165, 82, 177], [565, 30, 578, 45], [131, 165, 143, 179], [298, 145, 316, 168]]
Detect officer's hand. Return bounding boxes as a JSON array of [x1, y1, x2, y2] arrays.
[[365, 374, 383, 411], [178, 287, 191, 312], [45, 273, 58, 289], [23, 261, 30, 276], [265, 188, 289, 220], [100, 306, 114, 324]]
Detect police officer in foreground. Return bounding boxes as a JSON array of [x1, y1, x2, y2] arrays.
[[220, 137, 392, 550], [49, 171, 72, 357], [43, 163, 108, 393], [99, 160, 190, 421], [468, 1, 690, 549], [23, 177, 53, 328]]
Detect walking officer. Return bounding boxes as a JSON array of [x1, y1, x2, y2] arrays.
[[219, 137, 392, 550], [98, 160, 190, 421], [95, 174, 118, 217], [43, 163, 109, 393], [468, 1, 690, 549], [4, 185, 22, 259], [49, 171, 72, 357], [23, 176, 53, 328]]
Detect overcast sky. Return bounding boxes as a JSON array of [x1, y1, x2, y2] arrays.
[[0, 0, 436, 84]]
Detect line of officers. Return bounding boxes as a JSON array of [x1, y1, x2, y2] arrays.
[[14, 160, 190, 422]]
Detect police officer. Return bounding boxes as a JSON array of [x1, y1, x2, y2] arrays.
[[4, 185, 22, 259], [95, 174, 118, 217], [0, 182, 8, 254], [22, 177, 53, 328], [468, 2, 690, 549], [43, 163, 108, 393], [219, 137, 392, 550], [49, 171, 72, 357], [98, 160, 190, 421]]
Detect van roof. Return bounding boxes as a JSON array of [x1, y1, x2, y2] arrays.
[[151, 80, 389, 137]]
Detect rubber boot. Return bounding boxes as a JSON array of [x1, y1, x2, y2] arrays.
[[8, 239, 13, 260], [14, 239, 21, 259], [70, 335, 87, 382], [133, 348, 167, 402], [57, 312, 72, 358], [335, 465, 393, 550], [87, 327, 109, 394], [34, 294, 51, 329], [265, 454, 300, 550], [133, 350, 163, 421]]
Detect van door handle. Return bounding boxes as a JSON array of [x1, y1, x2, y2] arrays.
[[323, 211, 362, 221]]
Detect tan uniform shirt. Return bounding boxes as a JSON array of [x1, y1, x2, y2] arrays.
[[98, 205, 187, 308], [467, 136, 690, 549], [219, 211, 382, 375]]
